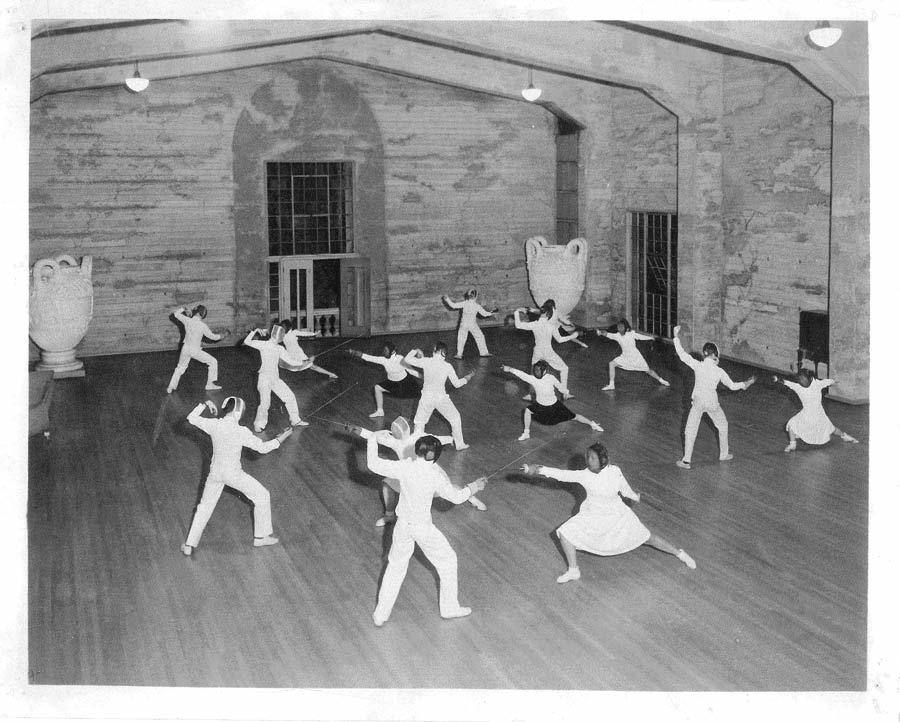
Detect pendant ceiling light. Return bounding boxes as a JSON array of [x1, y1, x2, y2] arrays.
[[808, 21, 842, 49], [521, 67, 542, 102], [124, 62, 150, 93]]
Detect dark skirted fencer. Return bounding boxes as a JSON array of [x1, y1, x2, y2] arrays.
[[501, 361, 604, 441], [346, 341, 422, 418]]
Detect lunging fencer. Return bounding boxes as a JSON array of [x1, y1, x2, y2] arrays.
[[596, 318, 670, 390], [672, 325, 756, 468], [522, 441, 696, 583], [405, 341, 474, 450], [514, 300, 580, 397], [356, 427, 487, 626], [167, 305, 229, 393], [244, 324, 309, 433], [181, 397, 292, 556], [366, 415, 486, 527], [773, 370, 859, 452], [441, 288, 498, 359], [347, 341, 422, 418], [501, 362, 604, 440], [277, 319, 338, 379]]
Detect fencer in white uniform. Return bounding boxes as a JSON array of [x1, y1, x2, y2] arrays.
[[167, 305, 227, 392], [276, 319, 338, 378], [244, 324, 308, 433], [369, 416, 486, 527], [773, 370, 859, 451], [513, 300, 580, 395], [672, 326, 756, 468], [442, 288, 497, 359], [181, 397, 292, 555], [405, 342, 474, 450], [361, 430, 487, 626]]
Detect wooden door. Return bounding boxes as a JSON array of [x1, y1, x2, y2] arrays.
[[278, 257, 315, 333], [339, 256, 370, 337]]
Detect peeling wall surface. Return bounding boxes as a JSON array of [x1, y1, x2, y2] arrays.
[[720, 58, 832, 370], [30, 59, 555, 355]]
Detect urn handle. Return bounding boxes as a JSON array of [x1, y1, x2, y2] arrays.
[[566, 238, 588, 271], [56, 254, 79, 268], [525, 236, 549, 264], [32, 258, 60, 285]]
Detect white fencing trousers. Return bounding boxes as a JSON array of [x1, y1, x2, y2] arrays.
[[169, 346, 218, 388], [456, 323, 488, 357], [683, 402, 729, 461], [413, 393, 464, 447], [185, 469, 273, 546], [374, 520, 460, 621], [254, 376, 300, 428], [531, 348, 568, 389]]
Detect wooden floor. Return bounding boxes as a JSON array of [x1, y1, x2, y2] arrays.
[[28, 327, 868, 690]]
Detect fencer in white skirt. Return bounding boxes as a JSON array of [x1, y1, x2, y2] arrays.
[[359, 430, 487, 626], [523, 441, 696, 582], [181, 397, 292, 556], [244, 324, 309, 432], [513, 300, 580, 397], [773, 369, 859, 452], [167, 305, 229, 392], [442, 288, 498, 359], [276, 319, 338, 379], [596, 318, 669, 390], [405, 341, 474, 449]]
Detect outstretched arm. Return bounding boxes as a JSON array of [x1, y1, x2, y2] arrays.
[[442, 295, 463, 310], [200, 321, 222, 342], [719, 368, 755, 391], [632, 331, 655, 342], [502, 365, 537, 388], [521, 464, 582, 483], [447, 365, 471, 389], [553, 327, 580, 344], [513, 309, 536, 330], [476, 304, 495, 318], [241, 426, 287, 454], [435, 471, 485, 505]]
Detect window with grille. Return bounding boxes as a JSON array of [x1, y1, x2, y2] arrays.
[[266, 161, 354, 256], [629, 211, 678, 337]]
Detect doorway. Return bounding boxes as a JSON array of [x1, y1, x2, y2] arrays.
[[272, 255, 370, 337], [627, 211, 678, 337]]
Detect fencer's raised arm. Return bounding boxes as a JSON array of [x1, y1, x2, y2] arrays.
[[513, 309, 537, 330], [672, 333, 700, 370], [403, 349, 425, 368], [443, 295, 463, 309], [365, 433, 404, 478], [243, 329, 264, 349], [186, 402, 216, 432]]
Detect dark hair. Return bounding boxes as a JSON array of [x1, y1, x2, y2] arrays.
[[540, 299, 556, 318], [617, 318, 632, 333], [702, 342, 720, 359], [433, 341, 448, 356], [382, 341, 396, 356], [532, 360, 549, 377], [587, 442, 609, 470], [798, 368, 815, 385], [192, 304, 208, 319], [464, 288, 477, 300], [278, 318, 294, 331], [414, 435, 443, 462]]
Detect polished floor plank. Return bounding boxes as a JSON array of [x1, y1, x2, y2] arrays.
[[28, 326, 868, 689]]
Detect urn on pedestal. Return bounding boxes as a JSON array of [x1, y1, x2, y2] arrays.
[[524, 236, 589, 323], [29, 255, 94, 378]]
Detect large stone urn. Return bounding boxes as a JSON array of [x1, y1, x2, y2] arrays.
[[29, 255, 94, 378], [525, 236, 589, 323]]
